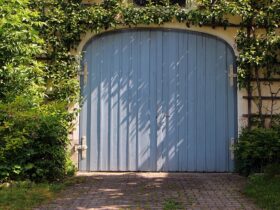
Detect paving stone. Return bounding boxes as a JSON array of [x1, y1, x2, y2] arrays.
[[36, 173, 259, 210]]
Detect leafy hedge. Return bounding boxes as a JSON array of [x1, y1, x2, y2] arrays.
[[0, 98, 75, 182], [0, 0, 75, 182], [235, 127, 280, 176], [1, 0, 279, 182]]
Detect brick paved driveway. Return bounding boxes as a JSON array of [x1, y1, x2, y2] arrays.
[[37, 173, 258, 210]]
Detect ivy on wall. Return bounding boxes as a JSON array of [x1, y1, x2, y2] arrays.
[[0, 0, 279, 181], [2, 0, 279, 124], [0, 0, 75, 181], [29, 0, 280, 127]]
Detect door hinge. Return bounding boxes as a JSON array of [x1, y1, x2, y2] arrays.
[[79, 62, 88, 85], [75, 136, 87, 160], [228, 64, 237, 86], [229, 137, 235, 160]]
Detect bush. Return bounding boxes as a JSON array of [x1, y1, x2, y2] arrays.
[[235, 127, 280, 176], [0, 0, 77, 183], [264, 163, 280, 178], [244, 175, 280, 210], [0, 97, 75, 182]]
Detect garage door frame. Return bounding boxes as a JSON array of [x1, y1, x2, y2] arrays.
[[78, 28, 238, 172]]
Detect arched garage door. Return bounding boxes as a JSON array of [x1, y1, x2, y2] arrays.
[[79, 29, 237, 172]]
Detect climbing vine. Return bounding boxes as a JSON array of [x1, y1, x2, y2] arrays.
[[2, 0, 278, 124], [1, 0, 279, 181], [0, 0, 279, 181], [28, 0, 280, 127], [233, 0, 280, 127]]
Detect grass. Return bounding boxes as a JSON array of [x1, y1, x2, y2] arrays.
[[0, 177, 85, 210], [244, 174, 280, 210], [163, 198, 183, 210]]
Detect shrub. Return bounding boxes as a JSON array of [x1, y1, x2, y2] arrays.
[[0, 0, 44, 102], [0, 0, 76, 183], [235, 127, 280, 176], [264, 163, 280, 179], [244, 175, 280, 210], [0, 97, 75, 182]]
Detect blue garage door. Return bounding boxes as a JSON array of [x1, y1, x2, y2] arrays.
[[79, 29, 237, 172]]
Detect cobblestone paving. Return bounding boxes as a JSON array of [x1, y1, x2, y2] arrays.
[[37, 173, 259, 210]]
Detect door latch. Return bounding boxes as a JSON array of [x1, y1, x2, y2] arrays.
[[75, 136, 87, 160]]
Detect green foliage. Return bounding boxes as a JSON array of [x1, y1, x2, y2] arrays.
[[244, 175, 280, 210], [0, 0, 279, 182], [0, 97, 75, 182], [229, 0, 280, 125], [163, 198, 183, 210], [264, 163, 280, 179], [29, 0, 83, 103], [0, 0, 45, 102], [0, 0, 77, 182], [235, 127, 280, 176], [236, 30, 280, 88], [0, 181, 54, 210], [0, 177, 86, 210], [30, 0, 279, 92]]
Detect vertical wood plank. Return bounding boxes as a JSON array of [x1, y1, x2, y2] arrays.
[[178, 32, 188, 171], [196, 35, 206, 171], [119, 32, 130, 171], [149, 31, 158, 171], [128, 32, 138, 171], [109, 35, 120, 171], [187, 33, 197, 171], [89, 40, 99, 171], [227, 47, 236, 171], [79, 44, 91, 171], [156, 31, 164, 171], [162, 31, 169, 171], [216, 42, 227, 171], [165, 31, 179, 171], [100, 37, 109, 170], [138, 31, 151, 171], [205, 36, 216, 171]]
